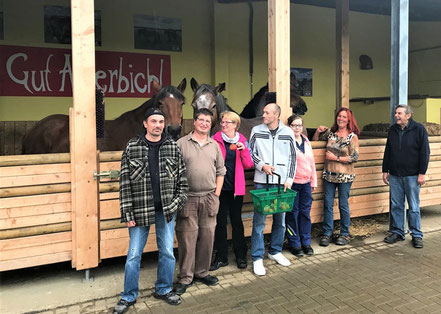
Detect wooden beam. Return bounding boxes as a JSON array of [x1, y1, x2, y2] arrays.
[[268, 0, 290, 123], [336, 0, 350, 110], [70, 0, 99, 270]]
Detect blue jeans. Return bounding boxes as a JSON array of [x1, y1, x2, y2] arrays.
[[389, 175, 423, 238], [121, 211, 176, 302], [251, 183, 286, 261], [322, 180, 352, 237], [286, 183, 312, 248]]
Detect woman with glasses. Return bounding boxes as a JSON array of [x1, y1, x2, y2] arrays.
[[319, 108, 360, 247], [286, 114, 317, 257], [211, 111, 254, 270]]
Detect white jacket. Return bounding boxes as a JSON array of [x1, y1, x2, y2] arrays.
[[249, 121, 296, 185]]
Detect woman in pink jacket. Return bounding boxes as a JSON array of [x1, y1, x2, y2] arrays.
[[286, 114, 317, 257], [211, 111, 254, 270]]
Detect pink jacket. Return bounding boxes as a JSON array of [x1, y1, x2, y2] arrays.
[[213, 132, 254, 195], [294, 134, 317, 188]]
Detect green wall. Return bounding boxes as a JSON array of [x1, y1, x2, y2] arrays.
[[1, 0, 440, 128]]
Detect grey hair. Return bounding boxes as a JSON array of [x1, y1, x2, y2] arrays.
[[396, 104, 413, 115]]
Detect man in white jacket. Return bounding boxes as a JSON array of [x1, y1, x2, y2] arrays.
[[249, 92, 296, 276]]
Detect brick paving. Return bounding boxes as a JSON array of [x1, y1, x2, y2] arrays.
[[30, 229, 441, 314]]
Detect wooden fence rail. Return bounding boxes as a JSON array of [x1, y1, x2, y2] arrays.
[[1, 137, 441, 271]]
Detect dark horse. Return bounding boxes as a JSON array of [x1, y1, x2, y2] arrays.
[[239, 73, 307, 118], [22, 79, 187, 153], [190, 78, 262, 139]]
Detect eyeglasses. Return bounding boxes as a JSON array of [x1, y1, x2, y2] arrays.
[[196, 117, 212, 124], [290, 124, 303, 129], [221, 121, 235, 125]]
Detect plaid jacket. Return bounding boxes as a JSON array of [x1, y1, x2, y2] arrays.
[[119, 135, 188, 226]]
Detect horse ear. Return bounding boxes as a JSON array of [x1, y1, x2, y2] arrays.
[[177, 78, 187, 93], [190, 78, 199, 93], [214, 82, 226, 94], [152, 79, 162, 93]]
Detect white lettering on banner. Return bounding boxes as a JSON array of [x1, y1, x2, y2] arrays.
[[59, 54, 72, 92], [6, 53, 33, 94], [4, 49, 166, 96]]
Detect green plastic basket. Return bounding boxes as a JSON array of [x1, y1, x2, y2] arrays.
[[250, 173, 297, 215]]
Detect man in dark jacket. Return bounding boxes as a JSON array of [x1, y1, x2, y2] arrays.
[[382, 104, 430, 249], [113, 108, 188, 313]]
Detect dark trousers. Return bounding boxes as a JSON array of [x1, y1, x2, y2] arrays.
[[285, 183, 312, 248], [213, 191, 247, 261]]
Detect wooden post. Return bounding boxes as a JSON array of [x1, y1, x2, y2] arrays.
[[268, 0, 290, 123], [70, 0, 99, 270], [336, 0, 350, 110]]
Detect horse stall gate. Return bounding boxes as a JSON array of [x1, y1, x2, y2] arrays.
[[1, 137, 441, 272]]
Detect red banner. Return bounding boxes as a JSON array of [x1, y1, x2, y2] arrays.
[[0, 45, 171, 97]]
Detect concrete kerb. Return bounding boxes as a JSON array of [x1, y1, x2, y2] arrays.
[[1, 205, 440, 314]]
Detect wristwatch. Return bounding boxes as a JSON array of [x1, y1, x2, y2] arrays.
[[337, 155, 340, 162]]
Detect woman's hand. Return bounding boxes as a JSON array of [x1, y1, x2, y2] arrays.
[[236, 142, 245, 151], [326, 151, 337, 161]]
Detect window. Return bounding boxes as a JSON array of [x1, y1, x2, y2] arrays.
[[134, 14, 182, 52]]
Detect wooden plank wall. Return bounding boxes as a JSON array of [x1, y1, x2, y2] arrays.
[[0, 121, 37, 156], [0, 154, 72, 271], [1, 137, 440, 271]]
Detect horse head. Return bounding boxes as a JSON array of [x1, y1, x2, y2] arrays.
[[150, 78, 186, 140], [190, 78, 228, 128]]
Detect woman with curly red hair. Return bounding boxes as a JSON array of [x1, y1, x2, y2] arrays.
[[317, 108, 360, 246]]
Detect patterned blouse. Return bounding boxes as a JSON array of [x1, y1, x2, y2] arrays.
[[322, 131, 359, 183]]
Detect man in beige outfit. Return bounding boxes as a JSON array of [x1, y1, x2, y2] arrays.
[[174, 108, 226, 295]]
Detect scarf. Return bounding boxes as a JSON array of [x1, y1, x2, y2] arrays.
[[221, 132, 239, 144]]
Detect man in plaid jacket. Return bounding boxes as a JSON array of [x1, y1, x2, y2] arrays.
[[114, 108, 188, 314]]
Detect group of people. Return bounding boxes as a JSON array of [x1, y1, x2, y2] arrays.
[[113, 92, 430, 313]]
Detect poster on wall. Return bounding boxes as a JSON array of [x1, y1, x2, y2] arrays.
[[290, 68, 312, 97], [0, 0, 3, 40], [44, 5, 102, 46], [134, 14, 182, 52], [0, 45, 171, 97]]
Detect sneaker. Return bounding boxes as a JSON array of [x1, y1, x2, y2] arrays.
[[319, 235, 332, 247], [412, 237, 423, 249], [268, 253, 291, 266], [302, 245, 314, 256], [335, 235, 350, 246], [152, 291, 181, 306], [253, 259, 266, 276], [209, 258, 229, 271], [289, 247, 304, 257], [384, 233, 405, 244], [113, 299, 136, 314]]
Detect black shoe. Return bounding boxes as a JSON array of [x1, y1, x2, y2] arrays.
[[209, 258, 229, 271], [194, 274, 219, 286], [335, 235, 350, 246], [113, 299, 136, 314], [384, 233, 405, 244], [290, 247, 304, 257], [236, 257, 247, 269], [302, 245, 314, 256], [173, 281, 193, 295], [319, 235, 332, 247], [153, 291, 181, 306], [412, 237, 423, 249]]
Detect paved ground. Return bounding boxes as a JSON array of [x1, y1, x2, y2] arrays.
[[2, 205, 441, 314]]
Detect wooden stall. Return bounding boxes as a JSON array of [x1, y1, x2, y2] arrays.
[[1, 136, 441, 272]]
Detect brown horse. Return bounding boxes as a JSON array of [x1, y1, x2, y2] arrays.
[[22, 79, 187, 153], [190, 78, 262, 139]]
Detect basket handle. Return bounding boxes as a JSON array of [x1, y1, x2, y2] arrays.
[[265, 172, 281, 193]]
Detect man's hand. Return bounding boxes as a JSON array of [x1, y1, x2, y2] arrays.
[[382, 173, 389, 185], [418, 174, 426, 186], [126, 221, 136, 227], [262, 164, 275, 175], [283, 182, 291, 192]]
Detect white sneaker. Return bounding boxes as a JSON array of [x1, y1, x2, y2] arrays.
[[268, 252, 291, 266], [253, 259, 266, 276]]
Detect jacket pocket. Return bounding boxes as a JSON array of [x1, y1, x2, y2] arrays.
[[165, 158, 178, 178], [129, 158, 146, 182]]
